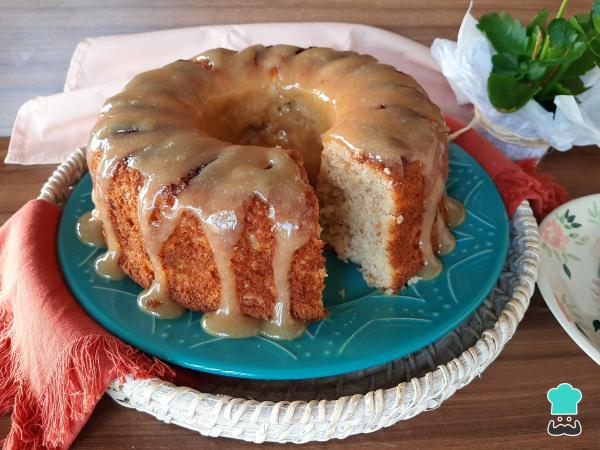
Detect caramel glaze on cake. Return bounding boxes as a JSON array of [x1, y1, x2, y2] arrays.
[[81, 45, 464, 339]]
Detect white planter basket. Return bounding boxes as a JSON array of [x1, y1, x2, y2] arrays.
[[39, 147, 539, 443]]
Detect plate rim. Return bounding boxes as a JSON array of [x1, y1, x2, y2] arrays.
[[537, 193, 600, 366]]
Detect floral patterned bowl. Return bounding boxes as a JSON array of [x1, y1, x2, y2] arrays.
[[538, 194, 600, 365]]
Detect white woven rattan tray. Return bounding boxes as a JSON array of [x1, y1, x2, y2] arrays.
[[39, 147, 539, 443]]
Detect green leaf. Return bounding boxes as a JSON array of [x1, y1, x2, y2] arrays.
[[536, 42, 588, 101], [591, 36, 600, 58], [593, 14, 600, 34], [528, 9, 549, 33], [551, 82, 574, 95], [589, 40, 600, 66], [491, 53, 521, 76], [478, 12, 529, 56], [573, 14, 594, 37], [572, 222, 582, 228], [492, 53, 548, 82], [545, 44, 569, 61], [593, 0, 600, 17], [562, 47, 596, 79], [539, 55, 569, 67], [563, 263, 572, 278], [558, 78, 588, 95], [527, 60, 547, 81], [487, 73, 541, 112], [528, 25, 543, 56], [548, 18, 579, 48], [571, 15, 588, 37], [571, 43, 590, 61]]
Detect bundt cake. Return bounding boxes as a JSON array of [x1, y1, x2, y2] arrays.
[[79, 45, 462, 339]]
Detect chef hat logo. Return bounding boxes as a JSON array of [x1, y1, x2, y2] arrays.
[[547, 383, 582, 415]]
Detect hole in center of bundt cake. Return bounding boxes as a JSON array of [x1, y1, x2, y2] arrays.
[[199, 85, 335, 185]]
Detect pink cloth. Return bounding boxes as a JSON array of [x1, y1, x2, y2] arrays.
[[6, 22, 472, 164]]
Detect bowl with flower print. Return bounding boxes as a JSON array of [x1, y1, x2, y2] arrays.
[[537, 194, 600, 365]]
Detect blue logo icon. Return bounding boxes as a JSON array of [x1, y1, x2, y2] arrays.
[[546, 383, 582, 437]]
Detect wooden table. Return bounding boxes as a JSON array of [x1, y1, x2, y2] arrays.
[[1, 1, 599, 448]]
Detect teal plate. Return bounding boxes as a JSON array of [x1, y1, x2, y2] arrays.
[[58, 143, 509, 380]]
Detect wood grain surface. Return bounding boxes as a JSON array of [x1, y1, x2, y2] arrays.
[[1, 1, 600, 448]]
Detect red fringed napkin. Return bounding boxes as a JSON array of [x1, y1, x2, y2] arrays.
[[446, 116, 569, 220], [0, 118, 567, 449], [0, 200, 174, 449]]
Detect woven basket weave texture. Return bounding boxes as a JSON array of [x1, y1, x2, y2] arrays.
[[39, 147, 539, 443]]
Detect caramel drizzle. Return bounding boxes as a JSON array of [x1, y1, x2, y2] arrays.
[[76, 210, 104, 247], [87, 120, 314, 337], [178, 146, 312, 339]]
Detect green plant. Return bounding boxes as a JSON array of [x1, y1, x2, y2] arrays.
[[477, 0, 600, 112]]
